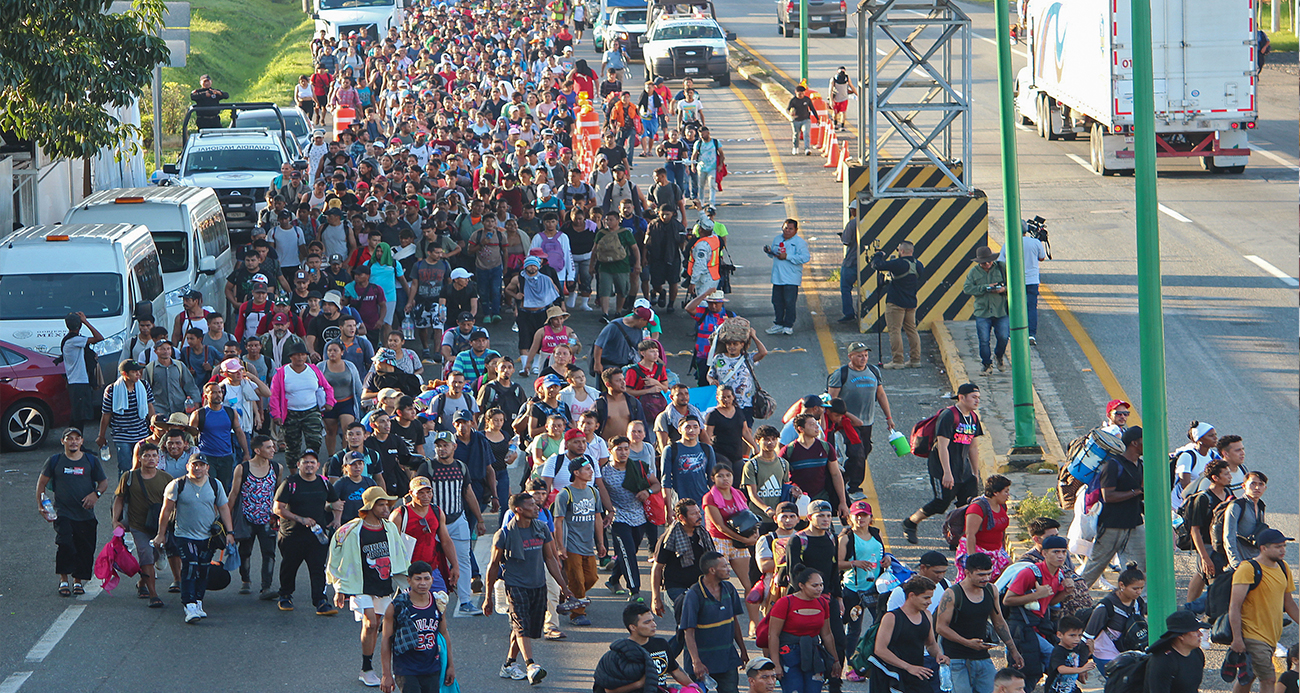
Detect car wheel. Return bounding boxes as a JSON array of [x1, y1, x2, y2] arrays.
[[717, 71, 731, 87], [3, 400, 50, 451], [833, 23, 847, 37]]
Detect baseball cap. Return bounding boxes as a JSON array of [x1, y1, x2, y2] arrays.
[[1121, 426, 1143, 445], [323, 290, 343, 307], [294, 271, 308, 281], [543, 374, 566, 389], [457, 311, 475, 323], [745, 657, 777, 676], [251, 273, 270, 285], [806, 499, 833, 516], [220, 358, 243, 373], [567, 455, 592, 472], [633, 306, 653, 320], [344, 451, 367, 464], [956, 382, 979, 396], [800, 395, 823, 409], [1106, 399, 1131, 414], [432, 431, 454, 444], [1042, 535, 1070, 551], [408, 476, 433, 491], [1256, 528, 1293, 546], [849, 500, 873, 516], [271, 313, 291, 325], [918, 551, 949, 567], [182, 289, 203, 300], [328, 254, 345, 264], [62, 427, 84, 440], [450, 268, 473, 280], [563, 429, 586, 443], [470, 328, 489, 340], [453, 409, 474, 423], [847, 341, 870, 354], [119, 359, 145, 372]]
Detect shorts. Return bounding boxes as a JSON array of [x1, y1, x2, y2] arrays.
[[323, 397, 355, 421], [649, 260, 681, 287], [382, 300, 396, 326], [412, 301, 445, 330], [314, 94, 328, 110], [641, 117, 659, 139], [833, 100, 850, 114], [574, 19, 586, 30], [505, 584, 546, 640], [130, 529, 163, 567], [298, 99, 315, 117], [597, 270, 631, 298], [350, 593, 393, 622], [714, 535, 749, 562], [1243, 638, 1277, 684]]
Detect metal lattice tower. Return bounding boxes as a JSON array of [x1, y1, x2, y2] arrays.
[[854, 0, 972, 197]]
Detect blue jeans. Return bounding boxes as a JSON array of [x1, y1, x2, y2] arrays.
[[667, 161, 687, 191], [778, 636, 824, 693], [840, 261, 857, 319], [175, 536, 215, 604], [495, 469, 512, 525], [772, 284, 800, 328], [475, 264, 504, 316], [618, 127, 637, 166], [1025, 283, 1039, 337], [974, 315, 1009, 367], [113, 440, 136, 474], [950, 658, 996, 693], [1035, 633, 1055, 663], [791, 119, 811, 148]]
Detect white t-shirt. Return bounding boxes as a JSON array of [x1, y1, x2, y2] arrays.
[[997, 235, 1048, 284], [585, 436, 610, 463], [886, 579, 949, 614], [62, 335, 91, 384], [283, 364, 319, 411], [222, 379, 259, 434], [559, 385, 600, 419], [542, 453, 604, 490]]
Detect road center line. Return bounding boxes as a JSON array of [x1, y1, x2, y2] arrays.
[[1064, 153, 1093, 172], [0, 672, 32, 693], [1243, 255, 1300, 286], [1248, 143, 1300, 171], [25, 605, 86, 662], [1156, 204, 1192, 223]]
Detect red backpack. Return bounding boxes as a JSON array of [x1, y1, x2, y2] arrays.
[[909, 406, 957, 458]]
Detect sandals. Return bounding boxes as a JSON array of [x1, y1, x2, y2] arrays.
[[58, 582, 72, 597], [148, 596, 165, 609], [72, 583, 85, 595], [543, 629, 567, 641], [137, 581, 150, 599]]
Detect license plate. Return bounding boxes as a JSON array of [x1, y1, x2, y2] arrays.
[[818, 15, 832, 20], [685, 67, 699, 73], [227, 212, 246, 219]]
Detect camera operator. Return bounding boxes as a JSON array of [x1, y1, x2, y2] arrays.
[[997, 217, 1049, 345], [870, 241, 924, 369]]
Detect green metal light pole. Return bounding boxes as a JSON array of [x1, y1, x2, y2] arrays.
[[993, 0, 1036, 449], [800, 0, 809, 82], [1131, 0, 1175, 631]]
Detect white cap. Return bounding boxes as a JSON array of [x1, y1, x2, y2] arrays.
[[449, 268, 473, 280]]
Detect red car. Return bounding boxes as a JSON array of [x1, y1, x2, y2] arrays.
[[1, 340, 71, 451]]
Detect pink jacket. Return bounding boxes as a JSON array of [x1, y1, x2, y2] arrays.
[[94, 527, 140, 594], [269, 362, 335, 421]]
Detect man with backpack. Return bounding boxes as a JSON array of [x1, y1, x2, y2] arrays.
[[591, 211, 640, 318], [902, 383, 982, 545], [827, 342, 894, 502], [934, 552, 1024, 693], [1222, 470, 1270, 569], [38, 428, 110, 599], [1227, 528, 1298, 693], [661, 415, 716, 507], [154, 453, 236, 624], [1000, 534, 1071, 690], [1078, 427, 1146, 588]]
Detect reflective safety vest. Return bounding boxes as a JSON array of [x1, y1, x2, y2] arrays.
[[689, 235, 722, 281]]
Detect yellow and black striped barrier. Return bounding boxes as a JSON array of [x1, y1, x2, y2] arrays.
[[843, 161, 967, 216], [851, 190, 990, 332]]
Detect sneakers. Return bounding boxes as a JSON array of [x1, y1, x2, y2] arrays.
[[455, 601, 484, 617], [907, 361, 922, 368], [359, 670, 382, 687], [259, 588, 278, 601], [278, 596, 294, 611], [570, 615, 592, 626], [472, 576, 484, 594], [764, 325, 784, 335], [996, 356, 1006, 372], [239, 581, 251, 595], [526, 663, 547, 685], [316, 601, 339, 616], [183, 603, 201, 624], [882, 362, 905, 369], [804, 148, 812, 155], [605, 579, 627, 595], [1028, 336, 1037, 346], [848, 491, 868, 502], [792, 146, 800, 155], [902, 518, 919, 545], [836, 315, 856, 323], [194, 600, 207, 618], [980, 364, 994, 375], [500, 662, 528, 680], [782, 326, 794, 335]]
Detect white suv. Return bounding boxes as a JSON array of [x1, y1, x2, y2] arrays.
[[640, 10, 733, 86]]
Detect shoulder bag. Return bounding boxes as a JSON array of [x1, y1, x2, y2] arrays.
[[745, 352, 776, 420]]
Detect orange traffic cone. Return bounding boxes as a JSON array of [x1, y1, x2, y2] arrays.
[[824, 131, 840, 168], [835, 143, 850, 181], [821, 127, 835, 157], [811, 118, 824, 149]]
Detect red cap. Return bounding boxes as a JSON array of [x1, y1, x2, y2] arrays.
[[849, 500, 873, 516], [272, 313, 291, 325], [1105, 399, 1131, 415], [357, 181, 370, 189], [563, 429, 585, 443]]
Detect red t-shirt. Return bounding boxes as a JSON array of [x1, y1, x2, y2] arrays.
[[702, 485, 748, 540], [310, 72, 333, 97], [624, 361, 667, 393], [1006, 562, 1064, 618], [966, 499, 1010, 552], [770, 594, 829, 637]]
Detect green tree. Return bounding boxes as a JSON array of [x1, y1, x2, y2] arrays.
[[0, 0, 171, 160]]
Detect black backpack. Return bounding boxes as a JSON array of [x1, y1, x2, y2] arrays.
[[1086, 594, 1148, 652], [1102, 651, 1150, 693]]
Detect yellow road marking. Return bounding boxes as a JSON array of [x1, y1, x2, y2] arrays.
[[1039, 285, 1141, 426], [730, 82, 890, 550], [733, 37, 861, 140]]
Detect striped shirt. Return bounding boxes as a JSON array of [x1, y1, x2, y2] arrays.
[[678, 580, 744, 674], [416, 458, 467, 523], [101, 382, 155, 444], [781, 438, 837, 497]]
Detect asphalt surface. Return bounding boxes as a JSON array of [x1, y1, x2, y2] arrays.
[[0, 6, 1294, 693]]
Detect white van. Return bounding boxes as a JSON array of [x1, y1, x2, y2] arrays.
[[0, 224, 168, 382], [65, 187, 235, 322]]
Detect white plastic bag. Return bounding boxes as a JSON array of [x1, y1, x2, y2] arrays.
[[1067, 496, 1098, 556]]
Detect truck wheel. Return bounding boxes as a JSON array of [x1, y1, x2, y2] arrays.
[[1013, 98, 1031, 126], [1090, 123, 1117, 176], [717, 71, 731, 87], [1043, 98, 1061, 141], [783, 22, 794, 37], [778, 18, 784, 35], [1035, 96, 1048, 139], [833, 22, 846, 37]]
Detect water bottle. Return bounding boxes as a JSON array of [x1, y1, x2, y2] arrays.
[[310, 523, 328, 544], [507, 435, 521, 469], [402, 314, 415, 340], [702, 675, 717, 692], [40, 493, 57, 522], [184, 395, 195, 413], [1171, 513, 1184, 530], [939, 663, 952, 692]]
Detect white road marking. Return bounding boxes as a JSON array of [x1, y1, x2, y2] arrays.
[[25, 605, 86, 662], [973, 32, 1028, 58], [1157, 204, 1193, 223], [0, 673, 32, 693], [1244, 255, 1300, 286], [1248, 143, 1300, 171], [1064, 153, 1093, 172]]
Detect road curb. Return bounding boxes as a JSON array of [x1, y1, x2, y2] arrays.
[[729, 49, 795, 122]]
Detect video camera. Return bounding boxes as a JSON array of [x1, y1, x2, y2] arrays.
[[1024, 215, 1051, 259]]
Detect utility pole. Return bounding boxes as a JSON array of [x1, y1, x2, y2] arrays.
[[800, 0, 809, 83], [1131, 0, 1174, 631], [993, 0, 1035, 450]]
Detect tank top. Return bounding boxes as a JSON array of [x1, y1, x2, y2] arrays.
[[941, 585, 996, 660], [239, 463, 278, 525], [324, 361, 353, 402], [181, 313, 209, 337], [308, 191, 328, 208], [541, 325, 567, 355], [197, 406, 234, 457], [399, 505, 442, 566], [886, 608, 931, 669]]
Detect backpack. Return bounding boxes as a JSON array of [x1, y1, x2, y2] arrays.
[[1173, 489, 1208, 551], [941, 496, 995, 551], [1085, 594, 1148, 652], [827, 364, 883, 396], [1101, 651, 1151, 693], [910, 406, 959, 458], [1209, 496, 1258, 555], [847, 613, 885, 675], [1168, 447, 1197, 491], [1206, 558, 1269, 628], [592, 228, 628, 264]]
